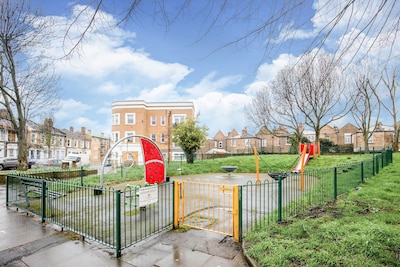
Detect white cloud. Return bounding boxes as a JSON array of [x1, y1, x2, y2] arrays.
[[98, 81, 123, 95], [34, 2, 399, 139], [137, 83, 181, 101], [54, 99, 92, 122], [195, 92, 252, 137], [185, 72, 243, 97], [245, 53, 296, 95]]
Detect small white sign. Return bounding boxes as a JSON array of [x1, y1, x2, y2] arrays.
[[139, 185, 158, 207]]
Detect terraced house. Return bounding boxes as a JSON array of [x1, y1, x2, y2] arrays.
[[0, 115, 111, 165]]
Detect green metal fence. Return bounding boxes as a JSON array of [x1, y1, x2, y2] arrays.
[[6, 176, 174, 258], [240, 148, 393, 236], [5, 148, 393, 256]]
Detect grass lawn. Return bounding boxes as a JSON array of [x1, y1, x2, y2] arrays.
[[74, 153, 374, 185], [244, 153, 400, 267]]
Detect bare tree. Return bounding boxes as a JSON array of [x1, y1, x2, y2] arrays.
[[0, 0, 60, 170], [246, 67, 306, 149], [245, 75, 306, 152], [245, 86, 272, 131], [380, 68, 399, 152], [289, 52, 351, 145], [350, 69, 381, 153], [246, 52, 350, 147], [269, 66, 306, 147]]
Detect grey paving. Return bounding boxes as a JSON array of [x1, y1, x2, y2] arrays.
[[0, 175, 252, 267]]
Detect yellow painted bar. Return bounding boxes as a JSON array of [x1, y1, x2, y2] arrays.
[[232, 185, 239, 242], [173, 181, 180, 229]]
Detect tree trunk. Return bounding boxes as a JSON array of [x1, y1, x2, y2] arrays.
[[185, 151, 195, 164], [363, 136, 370, 154], [17, 120, 28, 170]]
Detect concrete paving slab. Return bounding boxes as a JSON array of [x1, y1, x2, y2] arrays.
[[23, 240, 132, 267], [1, 177, 251, 267], [154, 247, 212, 267]]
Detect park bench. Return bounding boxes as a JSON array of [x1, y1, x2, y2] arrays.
[[19, 177, 65, 216]]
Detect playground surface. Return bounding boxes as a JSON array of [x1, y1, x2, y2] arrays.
[[1, 174, 254, 267]]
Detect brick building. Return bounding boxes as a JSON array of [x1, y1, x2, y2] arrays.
[[353, 123, 399, 152], [111, 100, 195, 163]]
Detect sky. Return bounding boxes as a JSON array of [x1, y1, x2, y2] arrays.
[[29, 0, 400, 138]]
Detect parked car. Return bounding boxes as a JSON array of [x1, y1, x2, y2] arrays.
[[32, 158, 63, 168], [0, 157, 18, 170]]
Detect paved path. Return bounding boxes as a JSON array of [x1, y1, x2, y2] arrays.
[[0, 174, 252, 267]]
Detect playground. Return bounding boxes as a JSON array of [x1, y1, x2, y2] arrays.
[[5, 137, 391, 258]]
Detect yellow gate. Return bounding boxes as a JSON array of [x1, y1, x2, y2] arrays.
[[173, 180, 240, 242]]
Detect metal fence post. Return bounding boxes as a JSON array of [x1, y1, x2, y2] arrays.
[[41, 180, 46, 223], [238, 186, 242, 242], [6, 175, 9, 207], [361, 161, 364, 183], [115, 190, 122, 258], [277, 176, 282, 223], [80, 167, 84, 186], [334, 167, 338, 200], [173, 181, 181, 229], [232, 185, 240, 242], [372, 154, 375, 176]]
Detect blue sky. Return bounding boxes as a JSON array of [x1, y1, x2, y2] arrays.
[[31, 1, 399, 137]]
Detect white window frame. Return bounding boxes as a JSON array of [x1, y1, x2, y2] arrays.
[[151, 133, 156, 142], [344, 133, 352, 144], [368, 134, 374, 144], [173, 152, 185, 161], [125, 131, 135, 142], [125, 113, 135, 125], [231, 139, 236, 147], [150, 116, 156, 126], [31, 133, 36, 144], [173, 114, 186, 124], [112, 113, 120, 125], [112, 132, 120, 142], [262, 139, 267, 147], [0, 129, 6, 141], [245, 139, 250, 147], [160, 133, 165, 143], [286, 137, 290, 145], [160, 116, 166, 126]]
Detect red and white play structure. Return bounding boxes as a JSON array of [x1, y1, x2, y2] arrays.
[[292, 143, 318, 173]]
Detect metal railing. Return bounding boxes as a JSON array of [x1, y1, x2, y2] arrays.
[[5, 148, 393, 256], [240, 148, 393, 237], [6, 176, 174, 258], [173, 180, 240, 241]]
